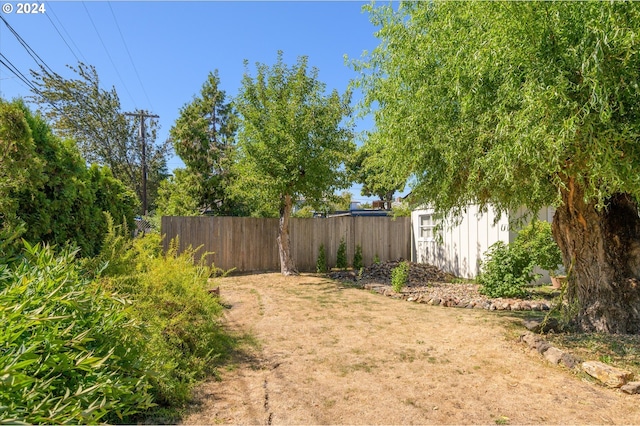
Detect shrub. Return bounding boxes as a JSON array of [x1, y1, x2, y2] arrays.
[[0, 242, 154, 424], [478, 241, 533, 298], [478, 221, 564, 298], [316, 243, 327, 273], [353, 245, 363, 270], [516, 221, 563, 274], [96, 228, 234, 409], [391, 261, 410, 292], [2, 101, 137, 257], [128, 236, 233, 406], [336, 238, 347, 269], [373, 253, 381, 265]]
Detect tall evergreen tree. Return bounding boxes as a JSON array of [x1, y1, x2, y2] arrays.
[[168, 71, 248, 215]]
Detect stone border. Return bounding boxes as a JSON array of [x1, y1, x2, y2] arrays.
[[362, 283, 553, 311], [520, 331, 640, 395]]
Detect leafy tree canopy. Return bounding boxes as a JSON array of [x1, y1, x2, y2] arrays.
[[349, 131, 407, 208], [234, 52, 355, 208], [352, 1, 640, 216], [353, 1, 640, 333], [234, 51, 355, 273], [31, 63, 169, 213]]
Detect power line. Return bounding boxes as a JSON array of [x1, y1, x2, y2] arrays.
[[42, 2, 83, 63], [0, 54, 70, 118], [0, 53, 38, 92], [0, 15, 55, 75], [82, 1, 137, 109], [109, 2, 154, 111]]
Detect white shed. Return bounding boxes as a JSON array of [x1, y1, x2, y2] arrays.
[[411, 205, 556, 280]]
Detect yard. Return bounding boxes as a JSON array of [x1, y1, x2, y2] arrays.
[[180, 273, 640, 425]]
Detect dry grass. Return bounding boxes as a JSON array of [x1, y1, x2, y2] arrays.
[[181, 274, 640, 425]]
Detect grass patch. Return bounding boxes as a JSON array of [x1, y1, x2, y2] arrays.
[[545, 333, 640, 377], [527, 285, 561, 300], [337, 361, 376, 376]]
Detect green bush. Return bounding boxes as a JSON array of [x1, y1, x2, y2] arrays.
[[128, 236, 233, 406], [1, 100, 137, 257], [391, 261, 410, 292], [478, 220, 563, 298], [373, 254, 380, 265], [96, 226, 234, 409], [516, 221, 563, 274], [0, 242, 154, 424], [353, 245, 363, 270], [316, 243, 327, 273], [478, 241, 533, 298], [336, 238, 347, 269]]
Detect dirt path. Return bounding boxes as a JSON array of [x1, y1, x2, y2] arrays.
[[181, 274, 640, 425]]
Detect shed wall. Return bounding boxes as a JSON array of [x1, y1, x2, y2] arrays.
[[411, 205, 555, 280]]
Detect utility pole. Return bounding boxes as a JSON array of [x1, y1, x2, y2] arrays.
[[124, 110, 159, 215]]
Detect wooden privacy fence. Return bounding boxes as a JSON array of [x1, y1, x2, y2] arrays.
[[161, 216, 411, 273]]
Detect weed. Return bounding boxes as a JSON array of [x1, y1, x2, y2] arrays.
[[599, 355, 613, 364], [495, 416, 510, 425], [373, 253, 380, 265], [391, 261, 410, 292]]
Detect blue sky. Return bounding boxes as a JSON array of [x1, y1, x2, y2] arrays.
[[0, 1, 404, 203]]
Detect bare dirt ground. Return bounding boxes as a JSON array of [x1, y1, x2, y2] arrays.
[[181, 273, 640, 425]]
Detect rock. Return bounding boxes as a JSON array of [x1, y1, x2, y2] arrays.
[[535, 340, 552, 354], [522, 318, 561, 333], [523, 320, 541, 332], [521, 332, 539, 347], [560, 352, 582, 369], [582, 361, 634, 388], [621, 381, 640, 395], [358, 260, 451, 286], [544, 347, 565, 365], [520, 332, 551, 353]]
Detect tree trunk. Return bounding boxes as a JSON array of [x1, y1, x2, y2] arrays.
[[278, 194, 299, 276], [552, 178, 640, 333]]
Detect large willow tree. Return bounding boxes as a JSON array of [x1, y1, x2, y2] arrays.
[[353, 1, 640, 333]]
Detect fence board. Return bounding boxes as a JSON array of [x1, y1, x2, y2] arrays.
[[161, 216, 410, 273]]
